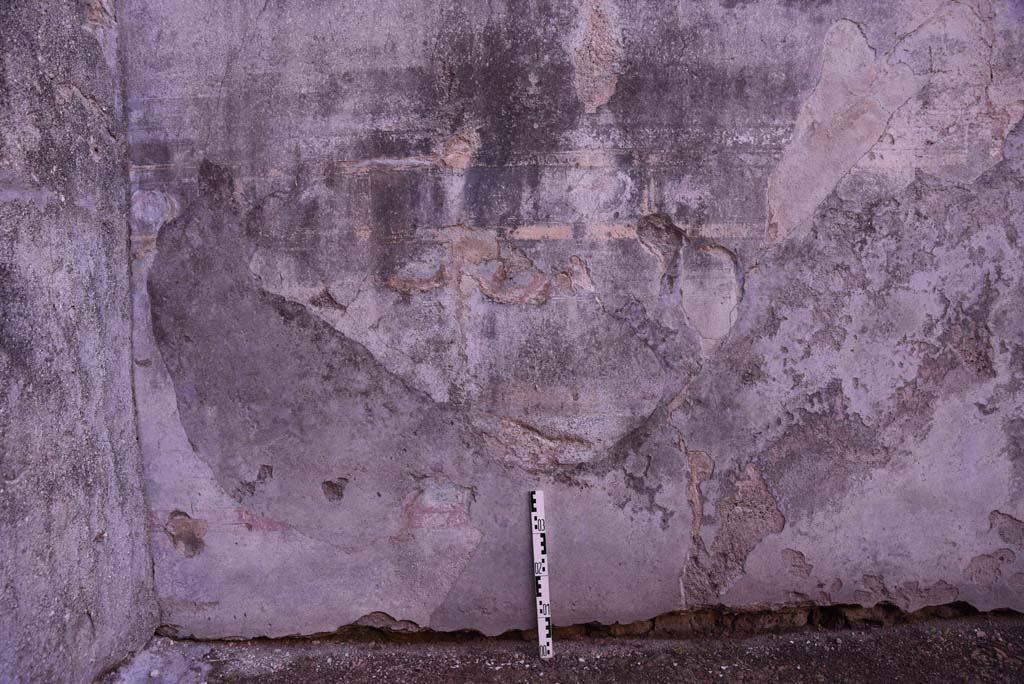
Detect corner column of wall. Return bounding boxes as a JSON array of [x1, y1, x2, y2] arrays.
[[0, 1, 158, 682]]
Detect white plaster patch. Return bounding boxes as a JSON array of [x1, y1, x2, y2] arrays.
[[766, 20, 924, 244]]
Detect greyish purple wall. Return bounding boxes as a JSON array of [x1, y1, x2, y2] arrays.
[[80, 0, 1024, 641]]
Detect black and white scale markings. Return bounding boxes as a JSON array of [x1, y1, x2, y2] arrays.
[[530, 490, 553, 660]]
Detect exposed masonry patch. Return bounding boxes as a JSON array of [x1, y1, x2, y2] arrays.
[[387, 265, 447, 296], [309, 286, 347, 311], [474, 415, 596, 472], [851, 575, 959, 611], [991, 511, 1024, 548], [683, 464, 785, 606], [570, 0, 624, 114], [321, 477, 349, 502], [163, 511, 208, 559], [130, 189, 179, 261], [391, 480, 478, 543], [1007, 417, 1024, 486], [471, 240, 552, 306], [761, 378, 885, 521], [440, 124, 481, 170], [782, 549, 814, 579], [234, 464, 273, 500], [684, 445, 714, 545], [964, 549, 1016, 587], [786, 578, 846, 608], [353, 611, 421, 634]]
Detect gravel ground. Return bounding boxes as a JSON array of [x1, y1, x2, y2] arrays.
[[104, 615, 1024, 683]]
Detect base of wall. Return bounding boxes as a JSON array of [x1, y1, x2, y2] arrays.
[[156, 601, 1016, 643]]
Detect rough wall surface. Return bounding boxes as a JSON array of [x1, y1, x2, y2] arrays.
[[124, 0, 1024, 638], [0, 1, 157, 681]]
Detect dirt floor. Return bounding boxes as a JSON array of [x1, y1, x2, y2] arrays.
[[104, 615, 1024, 683]]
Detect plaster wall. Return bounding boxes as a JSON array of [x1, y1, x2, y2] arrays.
[[122, 0, 1024, 639]]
